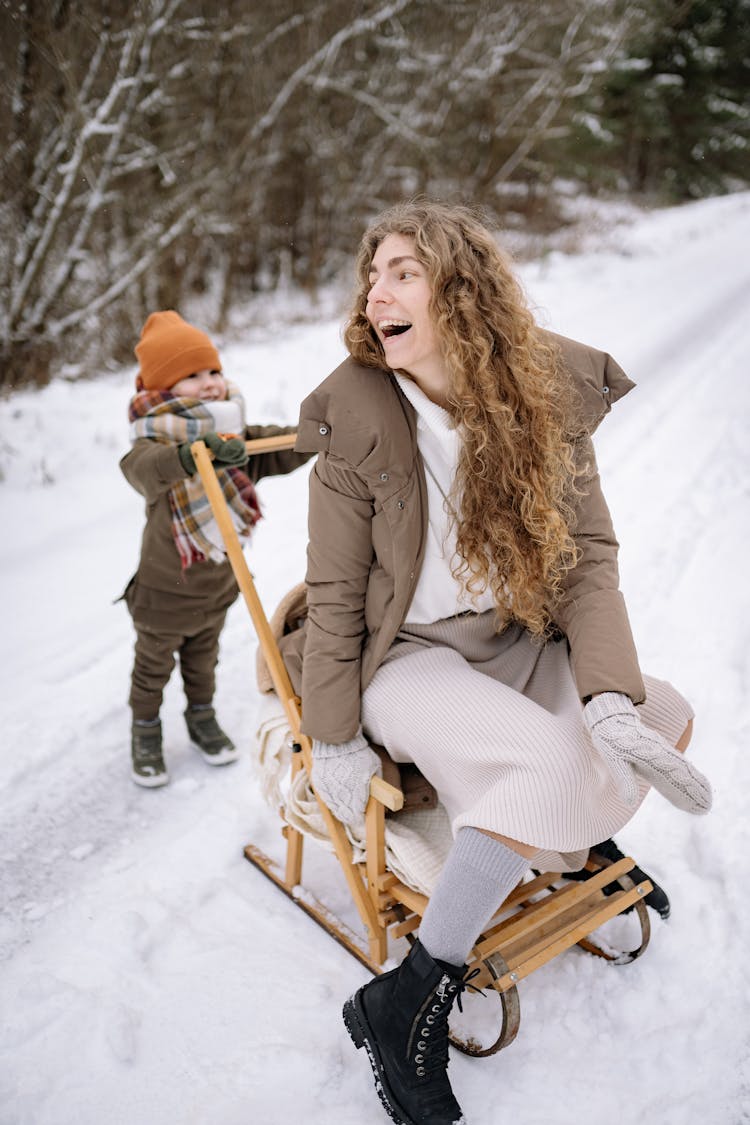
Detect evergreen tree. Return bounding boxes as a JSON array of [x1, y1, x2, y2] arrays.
[[584, 0, 750, 198]]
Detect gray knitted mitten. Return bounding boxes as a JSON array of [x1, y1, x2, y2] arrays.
[[311, 729, 382, 828], [584, 692, 712, 815]]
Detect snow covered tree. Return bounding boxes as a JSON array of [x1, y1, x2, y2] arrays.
[[0, 0, 210, 386], [567, 0, 750, 197], [1, 0, 744, 389]]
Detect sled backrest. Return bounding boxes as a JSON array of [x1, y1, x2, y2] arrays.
[[192, 436, 403, 963]]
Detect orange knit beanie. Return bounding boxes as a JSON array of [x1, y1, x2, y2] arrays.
[[134, 310, 221, 390]]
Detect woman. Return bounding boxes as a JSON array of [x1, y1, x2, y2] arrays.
[[283, 201, 711, 1125]]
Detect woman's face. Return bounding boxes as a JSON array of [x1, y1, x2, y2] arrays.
[[365, 233, 446, 388]]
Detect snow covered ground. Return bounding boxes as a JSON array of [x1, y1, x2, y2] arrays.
[[1, 191, 749, 1125]]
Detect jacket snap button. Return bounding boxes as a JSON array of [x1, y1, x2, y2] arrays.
[[319, 424, 329, 435], [601, 386, 609, 395], [397, 500, 405, 509], [380, 472, 389, 481]]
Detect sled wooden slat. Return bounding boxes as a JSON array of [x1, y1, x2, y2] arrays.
[[388, 882, 428, 917], [283, 767, 305, 887], [243, 434, 299, 454], [475, 858, 637, 955], [365, 791, 389, 963], [484, 879, 652, 992], [390, 914, 421, 939], [503, 870, 564, 906], [195, 438, 654, 1056], [467, 861, 652, 990]]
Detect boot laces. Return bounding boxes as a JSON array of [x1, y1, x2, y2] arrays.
[[413, 971, 476, 1083], [408, 968, 486, 1116], [414, 967, 486, 1077]]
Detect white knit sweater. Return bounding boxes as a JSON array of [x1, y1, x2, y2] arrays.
[[395, 374, 495, 624]]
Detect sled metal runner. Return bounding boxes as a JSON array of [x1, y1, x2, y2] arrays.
[[193, 436, 652, 1057]]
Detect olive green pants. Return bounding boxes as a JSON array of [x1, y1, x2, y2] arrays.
[[125, 586, 230, 720]]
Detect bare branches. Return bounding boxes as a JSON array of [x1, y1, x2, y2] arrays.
[[50, 203, 200, 336], [238, 0, 414, 155], [4, 0, 731, 388]]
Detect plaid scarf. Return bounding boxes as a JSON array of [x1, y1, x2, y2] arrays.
[[128, 382, 262, 569]]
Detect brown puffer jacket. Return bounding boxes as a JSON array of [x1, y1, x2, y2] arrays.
[[279, 331, 645, 745]]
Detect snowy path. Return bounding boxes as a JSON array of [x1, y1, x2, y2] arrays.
[[1, 193, 749, 1125]]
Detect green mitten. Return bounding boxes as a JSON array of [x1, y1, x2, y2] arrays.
[[203, 431, 248, 467], [177, 432, 247, 476]]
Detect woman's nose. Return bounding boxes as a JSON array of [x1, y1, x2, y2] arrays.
[[368, 276, 391, 302]]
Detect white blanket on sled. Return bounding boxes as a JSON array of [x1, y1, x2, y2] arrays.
[[253, 693, 454, 897]]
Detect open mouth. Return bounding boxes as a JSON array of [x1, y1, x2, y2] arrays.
[[380, 319, 411, 339]]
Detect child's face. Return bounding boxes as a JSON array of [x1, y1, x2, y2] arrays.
[[171, 368, 227, 401]]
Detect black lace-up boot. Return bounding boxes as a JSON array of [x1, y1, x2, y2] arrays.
[[343, 939, 467, 1125], [563, 837, 671, 919]]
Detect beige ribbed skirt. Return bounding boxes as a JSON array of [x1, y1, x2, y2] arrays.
[[361, 611, 694, 872]]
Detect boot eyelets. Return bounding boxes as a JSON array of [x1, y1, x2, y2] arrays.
[[426, 1015, 435, 1024], [421, 1027, 430, 1037], [431, 1004, 441, 1013], [418, 1040, 427, 1050], [415, 1054, 424, 1064], [416, 1066, 426, 1077]]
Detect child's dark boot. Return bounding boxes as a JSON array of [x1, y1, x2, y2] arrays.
[[343, 939, 468, 1124], [131, 718, 168, 787], [185, 705, 238, 765]]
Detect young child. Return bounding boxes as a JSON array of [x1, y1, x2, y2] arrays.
[[120, 310, 310, 787]]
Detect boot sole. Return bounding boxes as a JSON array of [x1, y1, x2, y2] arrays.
[[131, 769, 169, 788], [189, 740, 239, 766], [343, 990, 418, 1125]]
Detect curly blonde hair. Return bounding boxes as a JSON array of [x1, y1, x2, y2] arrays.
[[344, 200, 581, 636]]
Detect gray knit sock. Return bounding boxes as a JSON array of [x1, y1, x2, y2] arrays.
[[418, 827, 530, 967]]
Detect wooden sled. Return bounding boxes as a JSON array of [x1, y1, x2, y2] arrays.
[[193, 435, 652, 1056]]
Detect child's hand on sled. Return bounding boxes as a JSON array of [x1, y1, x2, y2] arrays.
[[178, 432, 247, 475], [311, 730, 382, 829], [584, 692, 712, 815], [203, 432, 248, 467]]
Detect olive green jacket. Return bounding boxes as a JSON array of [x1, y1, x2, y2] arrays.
[[121, 425, 311, 631], [281, 332, 645, 744]]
